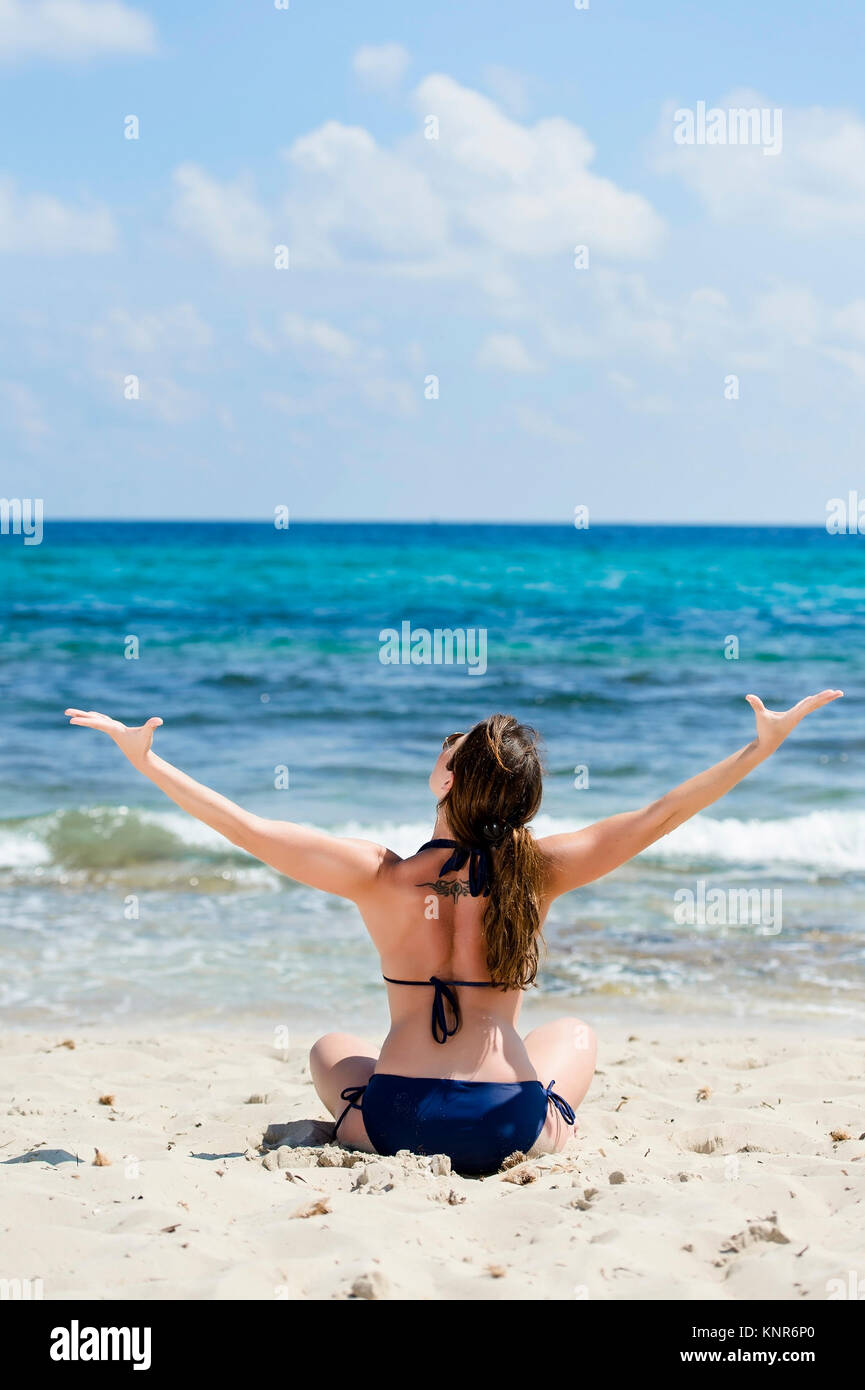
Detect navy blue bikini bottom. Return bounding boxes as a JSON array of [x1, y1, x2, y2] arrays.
[[334, 1073, 575, 1176]]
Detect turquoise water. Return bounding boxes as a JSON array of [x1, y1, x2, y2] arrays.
[[1, 522, 862, 1030]]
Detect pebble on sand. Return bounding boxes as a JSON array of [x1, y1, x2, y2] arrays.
[[501, 1165, 537, 1185], [351, 1270, 389, 1300]]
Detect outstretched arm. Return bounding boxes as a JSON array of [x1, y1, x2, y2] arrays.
[[538, 690, 843, 899], [64, 709, 391, 900]]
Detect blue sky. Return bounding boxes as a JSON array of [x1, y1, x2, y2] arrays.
[[3, 0, 865, 521]]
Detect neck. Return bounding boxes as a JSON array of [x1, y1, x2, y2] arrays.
[[431, 808, 453, 840]]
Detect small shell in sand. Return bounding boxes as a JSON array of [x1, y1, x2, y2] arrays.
[[291, 1197, 332, 1219]]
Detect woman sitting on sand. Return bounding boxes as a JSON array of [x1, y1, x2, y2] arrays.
[[65, 690, 841, 1174]]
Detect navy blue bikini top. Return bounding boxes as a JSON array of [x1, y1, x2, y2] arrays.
[[382, 838, 501, 1045]]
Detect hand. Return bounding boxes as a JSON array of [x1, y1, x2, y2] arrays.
[[745, 689, 843, 755], [64, 709, 163, 768]]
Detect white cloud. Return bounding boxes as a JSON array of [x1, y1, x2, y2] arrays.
[[273, 74, 662, 271], [352, 42, 410, 91], [177, 76, 662, 274], [284, 121, 448, 265], [93, 304, 212, 355], [410, 75, 663, 259], [280, 313, 357, 359], [0, 177, 115, 251], [262, 313, 414, 418], [565, 271, 865, 392], [172, 163, 271, 265], [0, 0, 156, 61], [264, 372, 415, 421], [111, 371, 203, 422], [561, 269, 679, 360], [477, 332, 540, 372], [656, 92, 865, 233]]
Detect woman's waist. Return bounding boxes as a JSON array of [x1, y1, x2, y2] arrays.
[[377, 1017, 535, 1082]]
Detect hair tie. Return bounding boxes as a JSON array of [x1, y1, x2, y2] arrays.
[[479, 819, 514, 847]]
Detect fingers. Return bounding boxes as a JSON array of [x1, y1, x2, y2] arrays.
[[64, 708, 114, 730], [806, 689, 844, 710], [795, 689, 844, 713], [746, 690, 842, 723], [749, 689, 842, 710], [144, 717, 163, 729]]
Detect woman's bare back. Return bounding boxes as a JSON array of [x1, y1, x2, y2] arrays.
[[358, 842, 551, 1082]]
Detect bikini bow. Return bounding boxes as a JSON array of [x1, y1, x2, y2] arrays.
[[436, 844, 492, 897], [545, 1080, 576, 1126]]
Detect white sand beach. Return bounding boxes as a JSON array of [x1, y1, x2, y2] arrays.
[[2, 1027, 863, 1301]]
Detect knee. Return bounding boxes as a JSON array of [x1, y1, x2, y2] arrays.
[[308, 1032, 345, 1077], [561, 1017, 597, 1061]]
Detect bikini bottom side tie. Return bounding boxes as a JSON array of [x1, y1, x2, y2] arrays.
[[333, 1083, 367, 1141]]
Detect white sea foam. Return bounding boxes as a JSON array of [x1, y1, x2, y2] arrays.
[[0, 829, 52, 869], [1, 806, 863, 877], [331, 809, 865, 874]]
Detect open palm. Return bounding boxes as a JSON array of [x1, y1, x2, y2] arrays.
[[745, 689, 843, 752], [64, 709, 163, 767]]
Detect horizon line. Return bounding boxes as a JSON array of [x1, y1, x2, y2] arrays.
[[32, 518, 833, 528]]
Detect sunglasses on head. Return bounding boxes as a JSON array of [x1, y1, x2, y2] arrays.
[[441, 732, 466, 751]]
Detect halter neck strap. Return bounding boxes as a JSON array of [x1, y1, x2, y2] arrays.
[[417, 838, 492, 897]]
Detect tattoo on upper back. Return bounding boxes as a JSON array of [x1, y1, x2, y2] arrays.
[[416, 877, 471, 900]]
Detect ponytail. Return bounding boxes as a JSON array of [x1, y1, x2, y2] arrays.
[[441, 714, 546, 990], [482, 823, 546, 989]]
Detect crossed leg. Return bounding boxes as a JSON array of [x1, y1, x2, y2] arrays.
[[310, 1017, 596, 1157], [309, 1031, 379, 1152], [522, 1016, 598, 1154]]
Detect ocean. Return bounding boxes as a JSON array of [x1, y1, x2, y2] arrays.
[[1, 522, 862, 1034]]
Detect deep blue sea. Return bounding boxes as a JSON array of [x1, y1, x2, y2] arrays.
[[1, 522, 862, 1032]]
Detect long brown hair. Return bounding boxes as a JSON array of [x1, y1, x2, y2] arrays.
[[440, 714, 546, 990]]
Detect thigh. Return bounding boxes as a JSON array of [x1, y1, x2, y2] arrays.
[[522, 1016, 597, 1154], [308, 1031, 379, 1152]]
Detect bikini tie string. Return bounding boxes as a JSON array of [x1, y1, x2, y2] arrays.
[[429, 975, 461, 1044], [333, 1083, 367, 1141], [545, 1080, 576, 1126], [382, 972, 499, 1044], [435, 844, 492, 897]]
